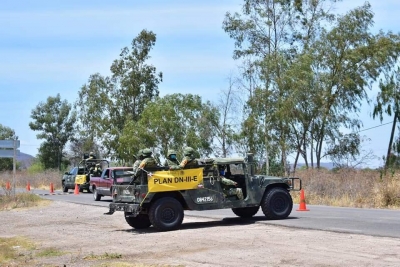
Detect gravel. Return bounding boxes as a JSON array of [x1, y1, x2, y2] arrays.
[[1, 201, 400, 267]]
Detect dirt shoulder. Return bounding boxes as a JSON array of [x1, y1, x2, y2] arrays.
[[1, 201, 400, 267]]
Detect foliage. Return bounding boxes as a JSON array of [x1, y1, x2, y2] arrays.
[[29, 94, 76, 170], [75, 30, 162, 160], [0, 124, 18, 171], [118, 93, 218, 163], [26, 158, 45, 174], [224, 0, 400, 171]]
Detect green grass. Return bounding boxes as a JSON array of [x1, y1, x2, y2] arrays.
[[0, 236, 36, 264]]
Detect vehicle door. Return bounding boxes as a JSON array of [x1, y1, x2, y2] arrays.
[[98, 169, 111, 195], [187, 166, 224, 207]]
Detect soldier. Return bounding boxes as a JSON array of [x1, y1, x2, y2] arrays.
[[132, 149, 144, 174], [164, 149, 179, 168], [86, 151, 97, 174], [170, 147, 198, 170], [93, 163, 102, 177], [135, 148, 158, 175], [218, 165, 244, 200]]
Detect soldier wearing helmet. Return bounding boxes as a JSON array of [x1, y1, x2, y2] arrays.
[[132, 149, 144, 174], [170, 146, 198, 170], [93, 163, 102, 177], [137, 148, 157, 173], [218, 165, 243, 200], [164, 149, 179, 168]]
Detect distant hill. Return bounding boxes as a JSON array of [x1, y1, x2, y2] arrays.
[[17, 152, 35, 169]]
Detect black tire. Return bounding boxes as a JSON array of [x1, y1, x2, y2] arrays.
[[232, 206, 260, 218], [93, 187, 101, 201], [261, 187, 293, 220], [149, 197, 184, 231], [62, 182, 68, 193], [79, 187, 84, 193], [124, 213, 151, 229]]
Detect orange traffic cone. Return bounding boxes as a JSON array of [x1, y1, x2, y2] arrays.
[[296, 189, 309, 211], [6, 181, 11, 190], [50, 183, 54, 194], [74, 184, 79, 195], [26, 181, 31, 191]]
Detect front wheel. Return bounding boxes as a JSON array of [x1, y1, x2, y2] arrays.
[[93, 188, 101, 201], [149, 197, 184, 231], [62, 182, 68, 193], [232, 206, 260, 218], [261, 187, 293, 220], [124, 213, 151, 229]]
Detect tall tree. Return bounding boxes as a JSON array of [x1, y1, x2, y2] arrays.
[[118, 94, 218, 163], [223, 0, 337, 172], [75, 30, 162, 159], [373, 65, 400, 168], [0, 124, 18, 171], [310, 4, 400, 167], [29, 94, 77, 170]]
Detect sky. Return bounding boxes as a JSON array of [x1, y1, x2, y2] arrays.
[[0, 0, 399, 168]]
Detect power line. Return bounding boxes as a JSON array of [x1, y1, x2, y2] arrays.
[[357, 121, 394, 133]]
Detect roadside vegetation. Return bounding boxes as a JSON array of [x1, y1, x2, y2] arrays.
[[0, 168, 399, 210]]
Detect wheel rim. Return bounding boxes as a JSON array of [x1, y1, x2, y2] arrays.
[[272, 195, 288, 213], [93, 189, 97, 199], [161, 207, 176, 223]]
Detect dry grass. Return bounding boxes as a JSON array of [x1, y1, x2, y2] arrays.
[[0, 169, 61, 191], [0, 169, 399, 209], [293, 168, 400, 208]]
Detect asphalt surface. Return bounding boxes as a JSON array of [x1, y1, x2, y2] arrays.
[[9, 188, 400, 238]]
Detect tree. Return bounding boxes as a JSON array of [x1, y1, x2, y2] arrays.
[[214, 75, 241, 157], [223, 0, 338, 172], [373, 65, 400, 169], [0, 124, 18, 171], [118, 94, 219, 163], [29, 94, 77, 170], [310, 4, 400, 168], [75, 30, 162, 159]]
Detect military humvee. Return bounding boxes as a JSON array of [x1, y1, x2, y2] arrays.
[[105, 153, 301, 231]]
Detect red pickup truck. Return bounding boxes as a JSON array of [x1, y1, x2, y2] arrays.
[[89, 167, 134, 201]]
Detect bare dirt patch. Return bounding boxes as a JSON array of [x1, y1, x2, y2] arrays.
[[1, 201, 400, 267]]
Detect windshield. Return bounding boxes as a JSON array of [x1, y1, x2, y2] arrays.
[[114, 169, 134, 178]]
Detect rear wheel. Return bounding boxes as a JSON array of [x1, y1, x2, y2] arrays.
[[149, 197, 184, 231], [261, 187, 293, 220], [232, 206, 260, 218], [93, 187, 101, 201], [124, 213, 151, 229]]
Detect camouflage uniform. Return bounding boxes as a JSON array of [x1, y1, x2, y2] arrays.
[[219, 167, 244, 200], [164, 149, 179, 168], [138, 149, 157, 170], [170, 147, 198, 170], [132, 149, 144, 174], [93, 164, 102, 177]]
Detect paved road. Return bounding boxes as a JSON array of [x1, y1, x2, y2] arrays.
[[20, 188, 400, 239]]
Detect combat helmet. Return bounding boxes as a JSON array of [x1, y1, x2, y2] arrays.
[[183, 147, 195, 156], [142, 148, 152, 158], [137, 149, 144, 159]]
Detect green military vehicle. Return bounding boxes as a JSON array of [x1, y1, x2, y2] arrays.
[[105, 153, 301, 231]]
